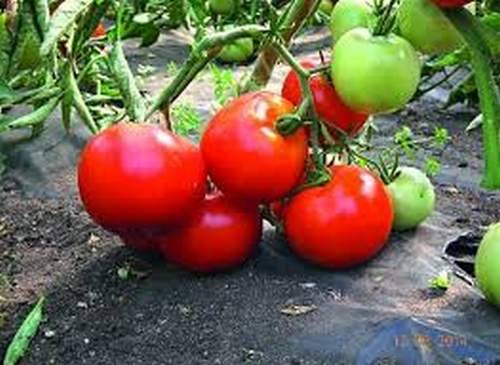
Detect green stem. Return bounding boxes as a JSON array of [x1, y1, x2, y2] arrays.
[[146, 25, 267, 119], [446, 9, 500, 190], [242, 0, 321, 91], [273, 42, 322, 168]]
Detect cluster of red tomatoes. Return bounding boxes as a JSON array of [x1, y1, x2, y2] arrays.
[[77, 81, 396, 273]]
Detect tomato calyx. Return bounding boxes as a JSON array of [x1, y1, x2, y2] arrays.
[[372, 0, 399, 36], [276, 113, 304, 136]]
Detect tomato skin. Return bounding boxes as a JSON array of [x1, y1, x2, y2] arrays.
[[160, 193, 262, 273], [281, 59, 369, 137], [201, 92, 308, 203], [284, 165, 394, 269], [398, 0, 463, 55], [78, 123, 207, 234], [92, 23, 106, 38], [217, 38, 254, 63], [331, 28, 421, 114], [388, 167, 435, 231], [319, 0, 334, 15], [431, 0, 472, 8], [475, 223, 500, 308], [329, 0, 373, 41]]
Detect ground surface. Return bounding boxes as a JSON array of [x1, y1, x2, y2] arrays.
[[1, 27, 500, 364]]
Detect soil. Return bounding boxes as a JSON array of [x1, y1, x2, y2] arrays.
[[1, 27, 500, 365]]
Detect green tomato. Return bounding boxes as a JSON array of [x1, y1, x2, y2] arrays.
[[331, 28, 421, 114], [329, 0, 373, 41], [398, 0, 464, 55], [217, 38, 254, 64], [319, 0, 334, 15], [476, 223, 500, 308], [209, 0, 237, 15], [388, 167, 435, 231]]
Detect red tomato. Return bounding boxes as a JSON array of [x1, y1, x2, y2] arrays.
[[201, 92, 308, 203], [120, 233, 159, 252], [431, 0, 472, 7], [92, 23, 106, 38], [160, 193, 262, 273], [78, 123, 207, 234], [284, 165, 393, 269], [281, 59, 369, 137]]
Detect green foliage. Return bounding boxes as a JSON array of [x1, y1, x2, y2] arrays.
[[3, 297, 45, 365], [171, 102, 202, 137], [210, 63, 238, 106]]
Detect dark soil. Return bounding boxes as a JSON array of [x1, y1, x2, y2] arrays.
[[1, 28, 500, 365]]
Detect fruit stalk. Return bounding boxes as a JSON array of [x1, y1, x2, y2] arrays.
[[146, 25, 267, 120], [241, 0, 321, 91], [446, 9, 500, 189]]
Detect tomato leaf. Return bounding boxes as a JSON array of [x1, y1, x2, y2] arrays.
[[0, 12, 11, 77], [480, 13, 500, 57], [40, 0, 95, 57], [61, 63, 74, 131], [108, 41, 146, 122], [31, 0, 50, 39], [2, 297, 45, 365], [72, 0, 111, 53], [139, 23, 160, 47], [0, 97, 60, 133]]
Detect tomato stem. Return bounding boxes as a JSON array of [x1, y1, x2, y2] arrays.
[[273, 41, 324, 171], [446, 9, 500, 189], [146, 25, 268, 121], [241, 0, 321, 91]]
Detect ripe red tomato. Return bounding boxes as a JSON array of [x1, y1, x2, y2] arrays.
[[282, 59, 369, 137], [201, 92, 308, 203], [284, 165, 393, 269], [78, 123, 207, 234], [92, 23, 106, 38], [160, 193, 262, 273], [431, 0, 472, 7]]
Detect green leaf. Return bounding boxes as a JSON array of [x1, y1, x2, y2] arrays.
[[72, 0, 111, 53], [32, 0, 50, 39], [171, 102, 202, 137], [0, 78, 14, 102], [40, 0, 95, 57], [61, 63, 73, 131], [480, 13, 500, 57], [108, 41, 146, 121], [0, 96, 60, 133], [0, 12, 11, 77], [2, 297, 45, 365], [428, 271, 450, 291]]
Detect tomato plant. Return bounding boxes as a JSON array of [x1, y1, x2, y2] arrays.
[[475, 223, 500, 308], [284, 165, 394, 269], [78, 123, 207, 234], [281, 59, 369, 137], [388, 166, 435, 231], [398, 0, 463, 55], [331, 28, 421, 114], [432, 0, 473, 8], [319, 0, 334, 15], [201, 91, 308, 203], [217, 37, 254, 63], [160, 193, 262, 273], [329, 0, 373, 41]]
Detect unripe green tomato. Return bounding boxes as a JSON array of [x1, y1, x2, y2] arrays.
[[319, 0, 334, 15], [209, 0, 237, 15], [398, 0, 464, 55], [331, 27, 421, 114], [475, 223, 500, 308], [329, 0, 373, 41], [217, 38, 254, 64], [388, 167, 435, 231]]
